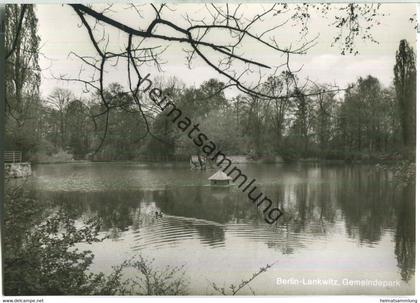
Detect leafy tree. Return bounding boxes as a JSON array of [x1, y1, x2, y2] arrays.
[[313, 90, 337, 158], [65, 99, 92, 158], [90, 83, 150, 160], [46, 88, 73, 148], [5, 4, 41, 156], [262, 73, 294, 154], [394, 39, 416, 157]]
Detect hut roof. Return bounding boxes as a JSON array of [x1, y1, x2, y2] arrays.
[[208, 170, 232, 181]]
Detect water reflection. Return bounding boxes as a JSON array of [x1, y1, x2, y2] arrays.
[[394, 183, 415, 282], [29, 163, 415, 288]]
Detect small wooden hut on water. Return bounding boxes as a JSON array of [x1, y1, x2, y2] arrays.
[[208, 170, 232, 186]]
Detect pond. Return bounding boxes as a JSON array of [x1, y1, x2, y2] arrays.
[[27, 162, 415, 295]]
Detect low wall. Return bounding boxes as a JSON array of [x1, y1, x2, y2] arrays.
[[5, 162, 32, 178]]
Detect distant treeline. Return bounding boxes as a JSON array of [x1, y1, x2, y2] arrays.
[[5, 76, 413, 162], [6, 38, 415, 162]]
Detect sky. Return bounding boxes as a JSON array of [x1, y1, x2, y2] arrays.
[[35, 4, 417, 99]]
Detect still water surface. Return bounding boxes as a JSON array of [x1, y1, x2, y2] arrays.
[[29, 162, 415, 295]]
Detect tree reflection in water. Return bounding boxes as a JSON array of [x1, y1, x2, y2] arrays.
[[394, 183, 415, 282], [31, 164, 415, 283]]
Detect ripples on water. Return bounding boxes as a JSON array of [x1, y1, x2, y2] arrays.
[[27, 162, 415, 295]]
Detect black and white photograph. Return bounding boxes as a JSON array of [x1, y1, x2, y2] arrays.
[[0, 2, 417, 301]]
